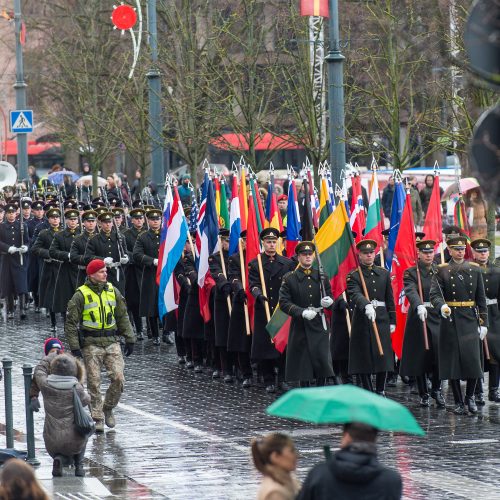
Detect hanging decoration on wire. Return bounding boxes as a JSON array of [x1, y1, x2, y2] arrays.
[[111, 2, 143, 79]]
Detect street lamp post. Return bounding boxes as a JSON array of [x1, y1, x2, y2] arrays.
[[147, 0, 165, 195], [325, 0, 346, 195], [13, 0, 28, 181]]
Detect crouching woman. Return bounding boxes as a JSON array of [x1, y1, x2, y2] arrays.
[[34, 353, 90, 477]]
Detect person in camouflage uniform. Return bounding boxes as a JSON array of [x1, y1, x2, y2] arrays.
[[65, 258, 135, 433]]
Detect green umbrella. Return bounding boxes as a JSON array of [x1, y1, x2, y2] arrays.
[[266, 385, 425, 436]]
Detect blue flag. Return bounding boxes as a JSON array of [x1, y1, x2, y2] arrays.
[[385, 180, 406, 271]]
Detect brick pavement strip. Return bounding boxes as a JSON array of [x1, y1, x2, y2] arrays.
[[1, 315, 500, 499]]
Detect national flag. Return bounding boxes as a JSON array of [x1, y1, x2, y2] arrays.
[[197, 175, 218, 322], [239, 168, 248, 231], [266, 305, 292, 353], [364, 170, 384, 248], [189, 195, 199, 233], [454, 194, 473, 259], [390, 191, 417, 358], [157, 185, 189, 318], [265, 186, 283, 232], [219, 177, 230, 228], [300, 0, 329, 18], [385, 180, 406, 271], [250, 177, 265, 233], [319, 176, 333, 228], [422, 174, 443, 251], [214, 177, 221, 218], [286, 179, 301, 257], [315, 202, 358, 298], [307, 170, 319, 228], [246, 189, 261, 327], [302, 178, 315, 241], [349, 175, 366, 243], [229, 175, 241, 256]]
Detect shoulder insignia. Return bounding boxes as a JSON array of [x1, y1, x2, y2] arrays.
[[438, 263, 448, 268], [470, 262, 480, 267], [282, 271, 293, 281]]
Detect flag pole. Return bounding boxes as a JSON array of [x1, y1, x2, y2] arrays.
[[415, 263, 430, 351], [217, 236, 232, 314], [238, 238, 251, 335], [342, 291, 352, 337]]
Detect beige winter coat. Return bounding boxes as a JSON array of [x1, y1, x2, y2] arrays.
[[256, 469, 301, 500]]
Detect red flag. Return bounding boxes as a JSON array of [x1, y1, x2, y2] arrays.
[[422, 175, 443, 251], [391, 192, 417, 358], [300, 0, 329, 17], [350, 175, 366, 243], [246, 190, 261, 328]]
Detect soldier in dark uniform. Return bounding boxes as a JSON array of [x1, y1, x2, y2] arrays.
[[248, 228, 294, 393], [471, 238, 500, 403], [330, 296, 352, 384], [112, 206, 128, 234], [26, 200, 46, 312], [124, 208, 146, 340], [208, 229, 234, 382], [279, 241, 334, 386], [227, 231, 253, 387], [31, 207, 61, 331], [85, 211, 129, 295], [49, 209, 80, 319], [0, 203, 30, 319], [400, 239, 444, 408], [70, 210, 98, 287], [347, 239, 396, 395], [133, 208, 161, 345], [430, 236, 488, 414]]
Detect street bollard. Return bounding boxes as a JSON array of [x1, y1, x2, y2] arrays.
[[2, 358, 14, 449], [23, 364, 40, 465]]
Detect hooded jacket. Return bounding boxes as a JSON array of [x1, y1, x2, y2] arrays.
[[297, 443, 402, 500]]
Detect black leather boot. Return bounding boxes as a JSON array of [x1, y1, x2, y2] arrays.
[[450, 380, 465, 415]]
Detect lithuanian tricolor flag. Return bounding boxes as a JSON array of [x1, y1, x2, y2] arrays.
[[319, 177, 333, 228], [315, 202, 358, 298], [266, 304, 291, 353]]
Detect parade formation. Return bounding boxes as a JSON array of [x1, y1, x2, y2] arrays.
[[0, 164, 498, 428]]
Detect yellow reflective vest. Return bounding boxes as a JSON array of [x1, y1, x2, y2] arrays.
[[78, 284, 117, 330]]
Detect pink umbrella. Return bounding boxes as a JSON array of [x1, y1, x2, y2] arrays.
[[442, 177, 480, 201]]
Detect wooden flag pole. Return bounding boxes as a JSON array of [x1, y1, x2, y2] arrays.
[[439, 241, 445, 264], [257, 253, 271, 322], [415, 263, 430, 350], [217, 236, 232, 314], [342, 291, 352, 337], [379, 247, 385, 268], [238, 238, 251, 335]]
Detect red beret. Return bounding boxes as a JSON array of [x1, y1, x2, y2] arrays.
[[278, 194, 288, 202], [86, 259, 106, 276]]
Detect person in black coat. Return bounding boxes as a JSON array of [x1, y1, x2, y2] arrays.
[[330, 296, 353, 384], [133, 208, 161, 345], [227, 231, 253, 387], [69, 210, 98, 288], [347, 240, 396, 395], [0, 203, 30, 319], [297, 422, 402, 500], [400, 240, 444, 408], [31, 207, 62, 331], [124, 208, 146, 340], [279, 241, 334, 386], [85, 211, 129, 295], [208, 229, 234, 382], [248, 228, 295, 393]]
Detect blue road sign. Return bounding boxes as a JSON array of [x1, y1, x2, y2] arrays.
[[10, 110, 34, 133]]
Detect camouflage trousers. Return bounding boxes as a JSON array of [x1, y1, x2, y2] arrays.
[[83, 343, 125, 421]]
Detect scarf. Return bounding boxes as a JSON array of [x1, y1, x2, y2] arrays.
[[47, 374, 78, 390]]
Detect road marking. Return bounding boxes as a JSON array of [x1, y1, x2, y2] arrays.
[[410, 471, 500, 499], [449, 438, 498, 444]]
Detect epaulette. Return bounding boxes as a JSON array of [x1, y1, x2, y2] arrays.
[[282, 271, 293, 281], [438, 263, 448, 267], [470, 262, 479, 267]]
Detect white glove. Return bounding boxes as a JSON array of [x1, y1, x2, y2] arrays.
[[67, 253, 71, 261], [365, 304, 376, 322], [153, 258, 159, 266], [302, 309, 317, 321], [390, 324, 396, 334], [479, 326, 488, 341], [417, 305, 427, 322], [104, 257, 114, 266], [120, 255, 129, 265], [19, 245, 28, 254], [8, 246, 18, 254], [320, 296, 333, 308], [440, 304, 451, 318]]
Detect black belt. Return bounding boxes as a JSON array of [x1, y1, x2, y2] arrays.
[[81, 329, 117, 338]]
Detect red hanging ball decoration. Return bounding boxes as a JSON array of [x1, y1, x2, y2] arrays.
[[111, 4, 137, 31]]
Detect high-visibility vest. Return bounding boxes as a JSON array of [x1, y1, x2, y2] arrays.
[[78, 284, 117, 330]]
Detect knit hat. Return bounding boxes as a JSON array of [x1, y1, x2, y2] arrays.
[[86, 259, 106, 276], [44, 337, 64, 356]]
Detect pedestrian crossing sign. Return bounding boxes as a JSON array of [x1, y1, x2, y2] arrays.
[[10, 110, 34, 133]]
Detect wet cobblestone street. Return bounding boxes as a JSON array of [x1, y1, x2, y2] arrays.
[[1, 312, 500, 499]]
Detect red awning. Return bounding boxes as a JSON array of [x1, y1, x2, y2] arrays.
[[211, 133, 303, 151], [2, 140, 61, 156]]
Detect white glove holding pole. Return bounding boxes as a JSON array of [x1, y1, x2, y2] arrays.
[[104, 257, 114, 266], [320, 296, 333, 308], [479, 326, 488, 341], [365, 304, 376, 322], [417, 305, 427, 322], [440, 304, 451, 318], [8, 246, 18, 254], [153, 258, 158, 266], [19, 245, 28, 254], [120, 255, 129, 265], [302, 309, 317, 321]]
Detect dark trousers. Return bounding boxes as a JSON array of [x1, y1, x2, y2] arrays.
[[219, 347, 233, 374], [128, 309, 142, 334], [450, 379, 477, 404], [236, 352, 252, 379], [147, 317, 159, 339], [490, 364, 499, 390], [259, 359, 277, 385], [358, 372, 386, 393], [191, 339, 204, 365]]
